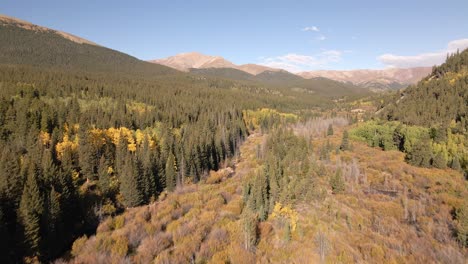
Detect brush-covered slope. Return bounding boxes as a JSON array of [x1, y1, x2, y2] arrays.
[[380, 48, 468, 129], [0, 15, 178, 76]]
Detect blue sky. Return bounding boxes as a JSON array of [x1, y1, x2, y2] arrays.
[[2, 0, 468, 71]]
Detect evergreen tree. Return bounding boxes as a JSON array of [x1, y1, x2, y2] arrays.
[[241, 209, 258, 251], [0, 147, 22, 206], [450, 156, 462, 172], [327, 124, 334, 136], [78, 129, 98, 181], [41, 149, 58, 185], [165, 153, 177, 192], [19, 165, 44, 256], [97, 155, 112, 196], [119, 156, 143, 208], [406, 136, 432, 168], [340, 130, 350, 151], [432, 153, 447, 169], [46, 187, 61, 257], [330, 168, 345, 194], [140, 137, 157, 201]]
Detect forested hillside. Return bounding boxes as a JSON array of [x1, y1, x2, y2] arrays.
[[0, 17, 177, 77], [381, 48, 468, 130], [190, 67, 370, 99], [359, 49, 468, 174]]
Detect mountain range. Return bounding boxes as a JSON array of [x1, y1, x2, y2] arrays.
[[0, 14, 369, 101], [0, 13, 431, 92], [299, 67, 432, 90], [151, 52, 431, 90], [150, 52, 282, 75]]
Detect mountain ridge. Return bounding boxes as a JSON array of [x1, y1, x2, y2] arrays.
[[150, 52, 282, 75], [299, 67, 432, 90], [0, 14, 99, 46], [0, 14, 178, 76]]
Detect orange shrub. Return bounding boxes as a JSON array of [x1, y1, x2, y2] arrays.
[[205, 195, 226, 211], [136, 233, 172, 263], [71, 235, 88, 257], [223, 198, 244, 216], [110, 235, 128, 257]]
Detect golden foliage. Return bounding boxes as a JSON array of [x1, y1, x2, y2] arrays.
[[243, 108, 298, 129], [113, 215, 125, 230], [270, 202, 299, 232], [39, 131, 50, 146], [110, 235, 128, 257], [55, 134, 78, 160]]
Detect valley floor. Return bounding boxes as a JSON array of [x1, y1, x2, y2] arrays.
[[62, 126, 467, 264]]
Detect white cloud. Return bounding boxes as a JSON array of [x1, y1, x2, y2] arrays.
[[302, 26, 319, 32], [259, 50, 343, 72], [316, 35, 326, 41], [378, 38, 468, 68]]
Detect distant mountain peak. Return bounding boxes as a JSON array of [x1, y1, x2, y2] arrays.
[[150, 52, 282, 75], [0, 14, 99, 46]]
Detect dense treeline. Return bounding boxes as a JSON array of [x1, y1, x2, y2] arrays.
[[0, 64, 266, 262], [350, 121, 467, 172]]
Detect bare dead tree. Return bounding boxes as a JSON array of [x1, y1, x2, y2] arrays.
[[315, 230, 330, 263]]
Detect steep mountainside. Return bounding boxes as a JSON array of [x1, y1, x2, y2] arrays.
[[0, 15, 178, 77], [299, 67, 431, 90], [380, 48, 468, 129]]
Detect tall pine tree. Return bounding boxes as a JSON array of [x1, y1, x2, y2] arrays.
[[165, 153, 177, 192], [119, 155, 143, 208], [19, 164, 44, 256]]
